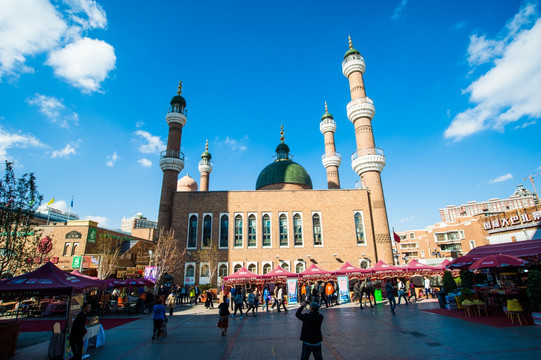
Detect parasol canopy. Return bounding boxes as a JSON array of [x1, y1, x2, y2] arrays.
[[334, 262, 372, 276], [469, 254, 527, 270], [106, 278, 155, 288], [404, 259, 439, 272], [447, 254, 485, 269], [371, 260, 404, 274], [0, 262, 106, 295], [261, 265, 298, 279]]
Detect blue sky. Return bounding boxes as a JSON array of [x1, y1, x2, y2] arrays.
[[1, 0, 540, 231]]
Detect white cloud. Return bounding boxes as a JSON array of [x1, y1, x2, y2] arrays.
[[64, 0, 107, 30], [220, 136, 248, 152], [489, 173, 513, 183], [51, 144, 76, 158], [135, 121, 145, 128], [400, 215, 416, 223], [47, 37, 116, 93], [392, 0, 408, 21], [83, 215, 109, 227], [0, 0, 66, 78], [515, 120, 536, 129], [0, 126, 45, 161], [106, 151, 119, 167], [135, 130, 165, 154], [138, 158, 152, 167], [26, 93, 79, 128], [445, 4, 541, 141], [38, 200, 68, 213]]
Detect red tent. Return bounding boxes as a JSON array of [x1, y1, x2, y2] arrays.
[[261, 265, 298, 279], [223, 267, 261, 285], [370, 260, 405, 277], [447, 254, 485, 269], [71, 270, 99, 280], [0, 262, 106, 295], [298, 264, 333, 279], [404, 259, 440, 272], [467, 238, 541, 258], [334, 262, 372, 276]]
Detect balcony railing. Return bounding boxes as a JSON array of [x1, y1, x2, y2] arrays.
[[168, 106, 187, 115], [161, 149, 185, 161], [351, 147, 384, 161], [321, 152, 341, 160]]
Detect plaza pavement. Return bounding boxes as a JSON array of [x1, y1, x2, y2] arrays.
[[13, 298, 541, 360]]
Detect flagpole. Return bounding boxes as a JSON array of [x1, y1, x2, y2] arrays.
[[47, 207, 51, 225]]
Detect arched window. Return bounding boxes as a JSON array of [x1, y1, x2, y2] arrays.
[[188, 215, 198, 248], [63, 243, 71, 256], [186, 265, 195, 277], [279, 214, 288, 246], [293, 213, 302, 246], [248, 263, 256, 273], [312, 214, 322, 246], [218, 264, 228, 278], [281, 262, 290, 271], [263, 263, 271, 274], [262, 214, 271, 247], [234, 215, 243, 247], [248, 214, 256, 247], [201, 264, 210, 277], [234, 264, 242, 273], [71, 242, 79, 256], [219, 215, 229, 248], [296, 262, 305, 273], [202, 214, 212, 247], [354, 212, 365, 245], [360, 260, 369, 269]]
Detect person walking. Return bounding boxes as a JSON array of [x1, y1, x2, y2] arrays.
[[397, 278, 408, 305], [166, 292, 176, 316], [353, 280, 362, 304], [296, 301, 324, 360], [318, 282, 328, 308], [325, 282, 334, 307], [230, 287, 237, 311], [69, 302, 91, 360], [152, 299, 167, 340], [385, 280, 396, 315], [408, 279, 417, 302], [246, 291, 257, 316], [233, 291, 244, 319], [261, 286, 270, 311], [276, 285, 288, 312], [189, 286, 196, 305], [424, 276, 431, 299], [217, 296, 230, 336]]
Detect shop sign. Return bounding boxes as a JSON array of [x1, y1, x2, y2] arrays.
[[82, 256, 99, 268], [72, 256, 82, 269], [184, 276, 195, 285], [87, 228, 97, 243], [484, 211, 541, 233]]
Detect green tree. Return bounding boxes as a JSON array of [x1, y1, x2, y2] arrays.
[[459, 269, 474, 288], [0, 161, 43, 277], [442, 270, 457, 292]]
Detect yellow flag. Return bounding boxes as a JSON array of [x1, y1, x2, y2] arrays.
[[47, 198, 54, 206]]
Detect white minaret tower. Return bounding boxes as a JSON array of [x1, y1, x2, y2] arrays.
[[342, 36, 392, 263], [198, 139, 213, 191], [320, 102, 341, 189]]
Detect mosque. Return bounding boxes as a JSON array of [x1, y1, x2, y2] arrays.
[[156, 38, 393, 285]]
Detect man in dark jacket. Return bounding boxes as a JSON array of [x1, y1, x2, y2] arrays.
[[295, 301, 324, 360], [69, 302, 91, 360]]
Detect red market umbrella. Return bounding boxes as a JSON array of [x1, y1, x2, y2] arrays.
[[261, 265, 298, 279], [447, 254, 484, 269], [469, 254, 527, 270], [334, 262, 372, 276]]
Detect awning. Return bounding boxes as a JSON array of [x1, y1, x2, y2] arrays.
[[468, 238, 541, 258], [334, 262, 372, 276], [261, 265, 298, 279]]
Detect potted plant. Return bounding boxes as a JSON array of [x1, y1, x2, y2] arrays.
[[527, 270, 541, 325]]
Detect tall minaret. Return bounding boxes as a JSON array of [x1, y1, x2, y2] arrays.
[[320, 102, 341, 189], [198, 139, 213, 191], [342, 36, 392, 263], [157, 81, 186, 237]]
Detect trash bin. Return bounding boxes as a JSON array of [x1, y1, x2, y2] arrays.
[[374, 289, 382, 302]]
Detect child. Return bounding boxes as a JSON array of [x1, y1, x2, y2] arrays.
[[217, 296, 230, 336]]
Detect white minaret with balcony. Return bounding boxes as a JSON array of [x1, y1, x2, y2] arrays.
[[342, 36, 392, 263], [320, 102, 341, 189]]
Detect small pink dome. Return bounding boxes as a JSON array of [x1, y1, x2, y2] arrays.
[[177, 174, 198, 191]]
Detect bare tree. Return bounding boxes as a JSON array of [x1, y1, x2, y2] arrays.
[[152, 229, 185, 288], [0, 161, 43, 277], [194, 241, 220, 285], [93, 233, 121, 279]]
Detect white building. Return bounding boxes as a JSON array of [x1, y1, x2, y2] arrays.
[[121, 213, 157, 234]]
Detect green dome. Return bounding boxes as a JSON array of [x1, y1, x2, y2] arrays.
[[256, 160, 313, 190], [170, 95, 186, 108], [275, 142, 290, 153], [321, 111, 333, 120], [201, 150, 212, 159], [344, 48, 361, 59]]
